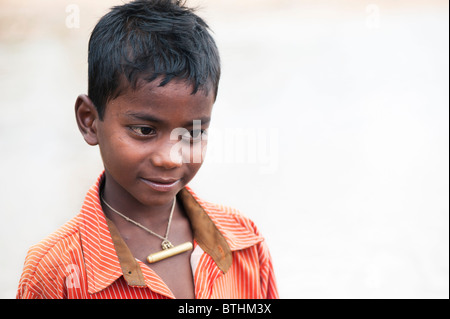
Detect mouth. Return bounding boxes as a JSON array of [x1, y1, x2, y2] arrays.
[[140, 177, 181, 192]]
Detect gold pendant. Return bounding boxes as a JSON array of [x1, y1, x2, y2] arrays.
[[147, 242, 193, 264]]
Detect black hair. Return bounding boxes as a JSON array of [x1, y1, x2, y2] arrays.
[[87, 0, 221, 119]]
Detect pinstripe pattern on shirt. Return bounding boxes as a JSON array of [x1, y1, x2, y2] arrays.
[[17, 173, 279, 299]]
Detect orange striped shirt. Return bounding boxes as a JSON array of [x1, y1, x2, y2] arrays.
[[16, 174, 278, 299]]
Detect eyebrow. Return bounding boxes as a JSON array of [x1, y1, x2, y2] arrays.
[[124, 111, 211, 127], [188, 117, 211, 127], [125, 111, 164, 124]]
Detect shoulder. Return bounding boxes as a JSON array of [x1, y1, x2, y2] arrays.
[[26, 215, 81, 263], [17, 215, 82, 298], [186, 187, 265, 250], [206, 201, 261, 235]]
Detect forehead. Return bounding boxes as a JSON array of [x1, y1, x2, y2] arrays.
[[105, 79, 215, 124]]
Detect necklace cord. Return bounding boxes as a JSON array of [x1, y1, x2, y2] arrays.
[[101, 196, 176, 244]]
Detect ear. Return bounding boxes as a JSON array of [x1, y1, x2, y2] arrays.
[[75, 94, 99, 146]]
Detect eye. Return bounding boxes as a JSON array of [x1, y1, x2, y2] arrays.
[[130, 126, 155, 136], [189, 129, 205, 139], [180, 129, 206, 143]]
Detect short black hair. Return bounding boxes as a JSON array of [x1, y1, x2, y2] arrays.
[[88, 0, 221, 119]]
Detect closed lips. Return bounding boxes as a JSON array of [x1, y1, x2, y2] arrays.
[[140, 178, 180, 191], [146, 178, 179, 184]]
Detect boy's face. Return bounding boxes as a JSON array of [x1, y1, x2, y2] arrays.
[[76, 79, 214, 208]]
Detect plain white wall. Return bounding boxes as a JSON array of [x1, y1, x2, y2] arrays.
[[0, 0, 448, 298]]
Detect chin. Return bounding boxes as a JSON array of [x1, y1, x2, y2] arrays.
[[137, 187, 182, 207]]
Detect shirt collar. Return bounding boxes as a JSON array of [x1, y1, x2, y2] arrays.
[[78, 174, 123, 294], [78, 173, 263, 293]]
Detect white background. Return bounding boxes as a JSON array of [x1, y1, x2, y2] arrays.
[[0, 0, 448, 298]]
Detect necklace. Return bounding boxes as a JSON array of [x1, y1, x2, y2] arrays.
[[101, 196, 193, 263]]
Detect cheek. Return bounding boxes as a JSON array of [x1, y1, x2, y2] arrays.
[[99, 135, 146, 173], [191, 139, 208, 163], [175, 139, 208, 165], [186, 142, 207, 178], [183, 162, 203, 184]]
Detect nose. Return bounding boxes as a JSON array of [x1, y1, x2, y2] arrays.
[[150, 139, 184, 170]]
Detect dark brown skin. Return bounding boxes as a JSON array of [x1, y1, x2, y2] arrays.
[[75, 78, 214, 299]]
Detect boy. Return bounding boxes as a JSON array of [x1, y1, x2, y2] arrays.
[[17, 0, 278, 299]]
